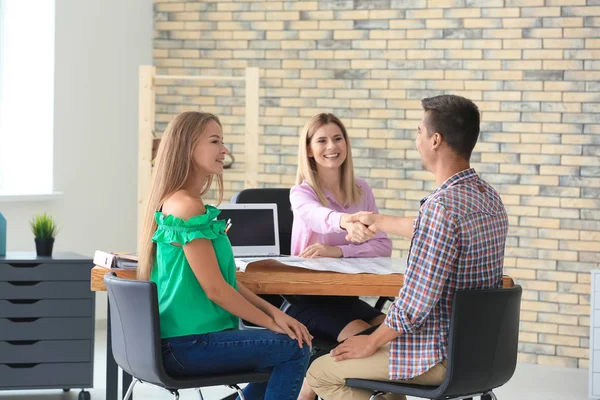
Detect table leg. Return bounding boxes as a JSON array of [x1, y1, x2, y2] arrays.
[[106, 302, 118, 400]]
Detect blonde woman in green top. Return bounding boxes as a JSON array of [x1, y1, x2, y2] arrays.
[[137, 111, 312, 400]]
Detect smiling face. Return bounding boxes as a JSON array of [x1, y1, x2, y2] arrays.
[[308, 123, 348, 172], [191, 119, 228, 177]]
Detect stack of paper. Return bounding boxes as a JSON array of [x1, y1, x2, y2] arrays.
[[236, 257, 406, 274], [94, 250, 138, 269]]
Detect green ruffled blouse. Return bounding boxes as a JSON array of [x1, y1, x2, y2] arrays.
[[151, 205, 238, 339]]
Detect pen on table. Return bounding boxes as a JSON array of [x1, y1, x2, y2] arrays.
[[225, 222, 232, 233]]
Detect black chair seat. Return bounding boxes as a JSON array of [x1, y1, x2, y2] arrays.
[[157, 371, 271, 391]]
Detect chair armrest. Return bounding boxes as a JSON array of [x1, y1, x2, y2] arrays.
[[375, 296, 394, 311]]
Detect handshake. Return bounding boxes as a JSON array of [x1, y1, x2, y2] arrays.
[[340, 212, 382, 243], [300, 212, 413, 258]]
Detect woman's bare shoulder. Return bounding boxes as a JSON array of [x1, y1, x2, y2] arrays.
[[162, 190, 206, 220]]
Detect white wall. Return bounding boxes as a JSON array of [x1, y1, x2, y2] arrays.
[[1, 0, 152, 319]]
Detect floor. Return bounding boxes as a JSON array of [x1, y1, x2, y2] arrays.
[[0, 320, 589, 400]]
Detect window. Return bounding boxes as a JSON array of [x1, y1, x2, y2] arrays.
[[0, 0, 55, 195]]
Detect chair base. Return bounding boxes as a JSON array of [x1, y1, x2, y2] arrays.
[[123, 378, 246, 400], [366, 390, 496, 400]]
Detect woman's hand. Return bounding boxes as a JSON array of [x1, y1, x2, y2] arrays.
[[345, 213, 382, 242], [267, 310, 313, 348], [345, 221, 377, 243], [340, 212, 377, 243], [299, 243, 343, 258], [347, 213, 380, 231]]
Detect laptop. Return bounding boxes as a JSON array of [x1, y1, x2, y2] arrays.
[[217, 203, 285, 257]]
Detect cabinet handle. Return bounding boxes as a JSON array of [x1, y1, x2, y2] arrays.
[[7, 281, 41, 286], [5, 363, 39, 369], [7, 299, 40, 304], [6, 340, 39, 345], [7, 263, 42, 269], [7, 318, 39, 323]]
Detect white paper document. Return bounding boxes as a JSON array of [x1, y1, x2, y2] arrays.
[[235, 256, 305, 271], [236, 256, 406, 275]]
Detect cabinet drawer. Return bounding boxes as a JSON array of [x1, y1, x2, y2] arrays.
[[0, 281, 91, 299], [0, 318, 92, 340], [0, 262, 91, 281], [594, 350, 600, 373], [0, 362, 92, 389], [0, 299, 93, 318], [0, 340, 91, 363]]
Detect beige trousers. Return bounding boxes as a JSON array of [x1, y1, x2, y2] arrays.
[[306, 345, 446, 400]]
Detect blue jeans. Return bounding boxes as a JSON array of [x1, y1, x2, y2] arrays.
[[162, 329, 311, 400]]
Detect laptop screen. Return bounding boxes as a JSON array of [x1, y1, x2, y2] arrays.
[[216, 203, 280, 256]]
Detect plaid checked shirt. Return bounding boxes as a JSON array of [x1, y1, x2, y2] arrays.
[[385, 168, 508, 380]]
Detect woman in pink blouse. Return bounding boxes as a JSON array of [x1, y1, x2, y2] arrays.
[[289, 113, 393, 400]]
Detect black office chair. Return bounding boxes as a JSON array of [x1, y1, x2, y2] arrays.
[[346, 285, 522, 400], [104, 273, 270, 400]]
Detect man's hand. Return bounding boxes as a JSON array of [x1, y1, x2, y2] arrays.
[[299, 243, 343, 258], [345, 221, 376, 243], [340, 211, 377, 243], [345, 213, 381, 242], [268, 310, 313, 348], [347, 213, 380, 231], [330, 335, 377, 362]]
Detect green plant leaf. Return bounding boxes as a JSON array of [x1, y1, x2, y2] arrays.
[[29, 212, 58, 239]]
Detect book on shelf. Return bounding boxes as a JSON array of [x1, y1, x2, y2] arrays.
[[94, 250, 138, 270]]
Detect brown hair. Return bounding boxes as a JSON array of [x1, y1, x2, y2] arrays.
[[421, 94, 480, 160], [137, 111, 224, 281]]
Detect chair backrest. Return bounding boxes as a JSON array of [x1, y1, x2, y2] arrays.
[[104, 273, 170, 386], [441, 285, 522, 397], [232, 188, 293, 255]]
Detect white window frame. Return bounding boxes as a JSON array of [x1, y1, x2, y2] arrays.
[[0, 0, 57, 198]]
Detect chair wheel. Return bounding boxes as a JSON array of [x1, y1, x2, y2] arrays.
[[62, 389, 70, 392], [78, 390, 91, 400]]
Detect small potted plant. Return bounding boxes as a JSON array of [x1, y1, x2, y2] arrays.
[[30, 213, 58, 257]]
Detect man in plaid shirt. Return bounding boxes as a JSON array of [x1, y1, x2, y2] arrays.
[[306, 95, 509, 400]]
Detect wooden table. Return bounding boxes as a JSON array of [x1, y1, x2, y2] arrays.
[[92, 260, 514, 400], [92, 260, 406, 296], [91, 259, 514, 295]]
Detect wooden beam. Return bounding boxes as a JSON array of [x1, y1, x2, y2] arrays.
[[155, 75, 245, 81], [137, 65, 155, 247], [245, 67, 260, 188]]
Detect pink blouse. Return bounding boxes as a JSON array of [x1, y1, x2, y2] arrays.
[[290, 178, 393, 258]]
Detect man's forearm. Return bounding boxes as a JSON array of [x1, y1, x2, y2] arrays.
[[367, 322, 401, 348], [373, 215, 414, 238]]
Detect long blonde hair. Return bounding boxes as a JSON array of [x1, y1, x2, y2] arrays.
[[137, 111, 224, 281], [295, 113, 361, 206]]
